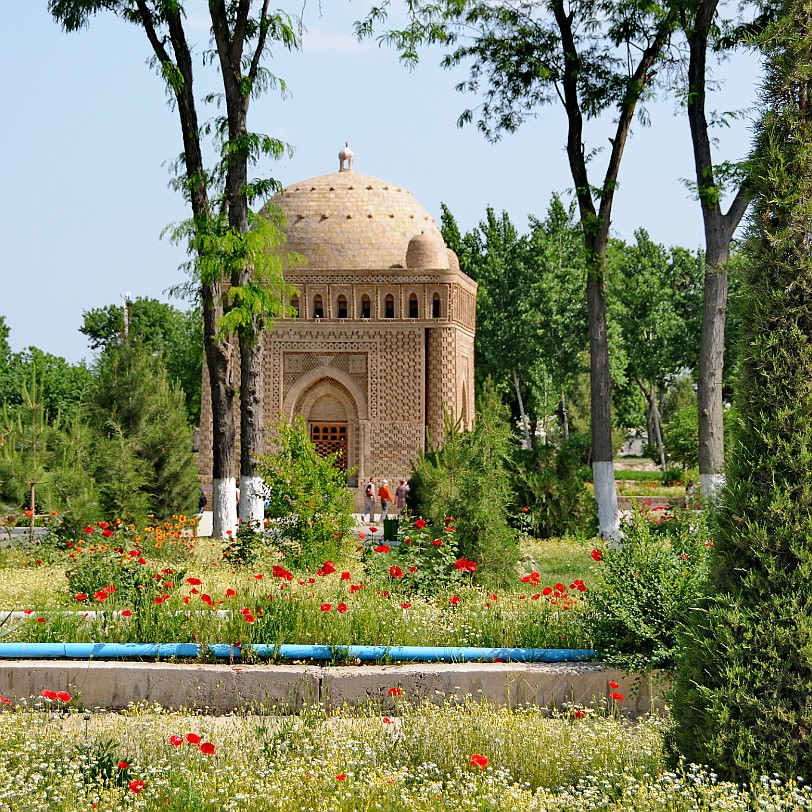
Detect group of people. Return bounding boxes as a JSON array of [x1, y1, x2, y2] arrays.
[[362, 477, 409, 522]]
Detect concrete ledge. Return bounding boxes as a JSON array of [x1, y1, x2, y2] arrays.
[[0, 661, 665, 715]]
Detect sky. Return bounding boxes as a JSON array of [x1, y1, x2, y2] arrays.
[[0, 2, 762, 366]]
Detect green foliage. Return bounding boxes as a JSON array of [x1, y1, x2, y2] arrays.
[[89, 341, 198, 523], [510, 443, 596, 539], [663, 405, 699, 470], [0, 363, 99, 522], [81, 297, 203, 425], [256, 414, 355, 569], [585, 505, 711, 672], [668, 2, 812, 783], [409, 381, 518, 586]]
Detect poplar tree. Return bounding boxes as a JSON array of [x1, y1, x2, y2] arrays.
[[49, 1, 298, 536], [668, 1, 812, 781]]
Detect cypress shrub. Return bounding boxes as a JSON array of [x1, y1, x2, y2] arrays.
[[668, 3, 812, 782]]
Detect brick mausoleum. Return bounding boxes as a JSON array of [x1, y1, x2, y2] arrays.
[[199, 145, 477, 502]]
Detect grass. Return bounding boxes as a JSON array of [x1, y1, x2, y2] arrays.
[[0, 698, 807, 811]]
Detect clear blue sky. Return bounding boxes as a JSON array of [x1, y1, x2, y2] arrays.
[[0, 2, 760, 366]]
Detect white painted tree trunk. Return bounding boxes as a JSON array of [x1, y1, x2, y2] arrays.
[[593, 460, 620, 541], [212, 476, 237, 539], [240, 475, 265, 523], [699, 472, 725, 507]]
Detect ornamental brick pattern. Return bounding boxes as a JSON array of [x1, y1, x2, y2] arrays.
[[199, 157, 477, 509]]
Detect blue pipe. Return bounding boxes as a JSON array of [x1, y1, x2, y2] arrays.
[[0, 642, 596, 662]]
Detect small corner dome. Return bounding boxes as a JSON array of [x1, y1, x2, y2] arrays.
[[446, 248, 460, 270], [407, 232, 448, 269]]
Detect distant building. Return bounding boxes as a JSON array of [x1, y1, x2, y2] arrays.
[[199, 146, 476, 500]]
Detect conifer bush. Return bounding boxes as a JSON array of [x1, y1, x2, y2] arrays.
[[668, 3, 812, 782]]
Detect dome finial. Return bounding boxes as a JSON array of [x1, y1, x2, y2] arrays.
[[338, 141, 354, 172]]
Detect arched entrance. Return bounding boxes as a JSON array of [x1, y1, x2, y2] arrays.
[[284, 369, 366, 487]]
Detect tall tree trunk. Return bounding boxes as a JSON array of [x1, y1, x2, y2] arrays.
[[638, 378, 666, 473], [512, 368, 531, 449], [558, 391, 569, 440], [684, 0, 751, 505]]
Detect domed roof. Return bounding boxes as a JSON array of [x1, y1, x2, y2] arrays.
[[271, 165, 450, 271]]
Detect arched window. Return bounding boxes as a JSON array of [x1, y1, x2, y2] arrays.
[[314, 294, 324, 319], [409, 293, 419, 318], [337, 294, 348, 319], [361, 294, 371, 319], [432, 292, 441, 318], [385, 293, 395, 319], [290, 296, 299, 318]]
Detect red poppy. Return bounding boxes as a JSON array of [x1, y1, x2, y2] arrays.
[[41, 690, 57, 700], [168, 735, 184, 747], [531, 593, 541, 600], [449, 595, 461, 605], [470, 754, 489, 769], [336, 773, 346, 781], [374, 544, 390, 553], [387, 687, 403, 696], [0, 696, 11, 705], [608, 681, 620, 689], [24, 509, 33, 517], [408, 566, 417, 573], [243, 613, 255, 623], [201, 594, 214, 606], [186, 733, 201, 745], [186, 577, 201, 586], [542, 587, 553, 596], [414, 518, 427, 530], [400, 603, 412, 609], [272, 565, 293, 581], [574, 709, 585, 719], [382, 716, 393, 724], [431, 540, 443, 547], [225, 588, 236, 598], [453, 558, 477, 573], [590, 549, 603, 562], [36, 617, 46, 623], [388, 565, 403, 579], [83, 526, 94, 534], [128, 780, 145, 794], [336, 603, 348, 613], [121, 610, 132, 617], [94, 591, 108, 602], [488, 594, 498, 601], [98, 521, 108, 529], [199, 742, 216, 755], [321, 603, 332, 612], [369, 526, 378, 533], [23, 609, 33, 615], [341, 571, 351, 580], [350, 584, 363, 593], [610, 691, 624, 702], [253, 573, 263, 580], [102, 528, 114, 538], [117, 761, 130, 769], [358, 532, 366, 540]]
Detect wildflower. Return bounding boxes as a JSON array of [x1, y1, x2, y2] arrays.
[[488, 594, 498, 601], [200, 594, 214, 606], [369, 526, 378, 533], [336, 603, 348, 613], [382, 717, 394, 724], [574, 709, 585, 719], [321, 603, 332, 612], [83, 526, 94, 534], [349, 584, 363, 593], [24, 509, 33, 517], [432, 539, 443, 547], [530, 593, 541, 600], [341, 571, 351, 580], [336, 773, 346, 781], [41, 690, 57, 700], [0, 696, 11, 705], [199, 742, 216, 755], [408, 566, 417, 573], [414, 518, 427, 530], [449, 595, 461, 605], [225, 588, 236, 599], [186, 577, 202, 586], [272, 565, 293, 581], [120, 610, 132, 617], [117, 761, 130, 769], [102, 528, 114, 538], [374, 544, 390, 553], [128, 780, 145, 794], [388, 565, 403, 579], [610, 691, 624, 702], [542, 587, 553, 596], [400, 603, 412, 609], [186, 733, 201, 745], [470, 754, 489, 769], [609, 681, 620, 689], [388, 687, 403, 697], [169, 735, 184, 747], [74, 593, 87, 601]]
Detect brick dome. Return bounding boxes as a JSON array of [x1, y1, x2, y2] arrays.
[[270, 169, 450, 270]]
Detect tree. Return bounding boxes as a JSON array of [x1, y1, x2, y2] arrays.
[[81, 296, 203, 424], [89, 340, 198, 521], [607, 231, 704, 471], [675, 1, 763, 504], [668, 1, 812, 780], [50, 1, 299, 537], [359, 1, 678, 538]]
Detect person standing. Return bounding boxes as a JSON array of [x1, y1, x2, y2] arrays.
[[363, 477, 376, 522], [395, 478, 409, 514], [378, 479, 394, 522]]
